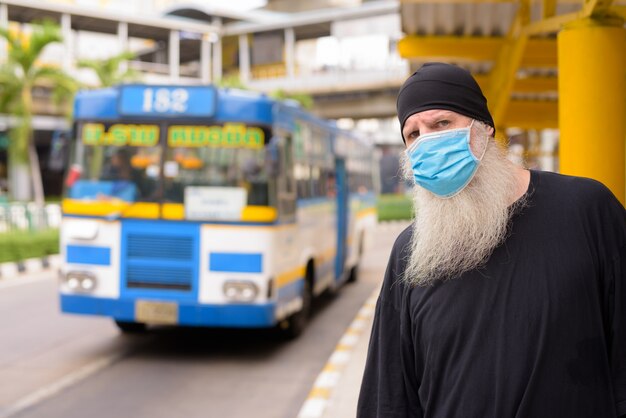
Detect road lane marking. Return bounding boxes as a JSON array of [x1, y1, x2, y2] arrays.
[[0, 351, 127, 418], [296, 288, 379, 418]]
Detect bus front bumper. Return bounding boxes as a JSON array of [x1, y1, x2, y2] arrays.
[[60, 294, 277, 328]]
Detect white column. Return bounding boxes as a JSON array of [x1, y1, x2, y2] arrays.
[[118, 21, 129, 73], [200, 34, 212, 84], [285, 27, 295, 78], [0, 4, 7, 63], [61, 13, 73, 73], [169, 29, 179, 82], [213, 37, 222, 81], [238, 34, 250, 83], [212, 18, 222, 81]]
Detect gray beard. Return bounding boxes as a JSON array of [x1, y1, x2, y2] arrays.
[[401, 137, 526, 286]]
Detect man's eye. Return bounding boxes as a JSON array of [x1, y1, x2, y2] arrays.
[[437, 120, 450, 128], [407, 130, 419, 140]]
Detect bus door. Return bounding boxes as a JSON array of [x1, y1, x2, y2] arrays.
[[334, 158, 349, 282]]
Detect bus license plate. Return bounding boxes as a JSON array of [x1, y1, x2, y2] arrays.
[[135, 300, 178, 325]]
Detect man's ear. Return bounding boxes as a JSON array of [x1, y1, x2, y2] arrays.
[[472, 121, 494, 137]]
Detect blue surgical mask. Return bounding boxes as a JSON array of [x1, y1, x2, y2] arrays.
[[406, 120, 484, 198]]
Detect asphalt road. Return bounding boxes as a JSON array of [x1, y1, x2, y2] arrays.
[[0, 222, 408, 418]]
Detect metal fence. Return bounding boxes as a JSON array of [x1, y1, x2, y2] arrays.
[[0, 203, 62, 233]]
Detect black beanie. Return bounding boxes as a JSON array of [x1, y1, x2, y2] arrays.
[[396, 62, 495, 142]]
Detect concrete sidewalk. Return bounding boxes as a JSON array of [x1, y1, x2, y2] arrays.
[[298, 221, 410, 418], [320, 308, 374, 418], [316, 221, 408, 418], [296, 288, 378, 418]]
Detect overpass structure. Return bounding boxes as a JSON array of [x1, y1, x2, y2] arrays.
[[0, 0, 624, 202]]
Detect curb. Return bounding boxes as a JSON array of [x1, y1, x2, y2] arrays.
[[0, 255, 61, 279], [297, 288, 379, 418]]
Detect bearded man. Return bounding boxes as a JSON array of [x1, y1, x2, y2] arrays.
[[357, 63, 626, 418]]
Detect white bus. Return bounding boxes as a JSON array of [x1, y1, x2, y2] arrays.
[[60, 85, 377, 337]]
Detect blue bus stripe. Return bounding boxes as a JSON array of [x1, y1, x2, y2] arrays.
[[210, 252, 263, 273], [66, 245, 111, 266]]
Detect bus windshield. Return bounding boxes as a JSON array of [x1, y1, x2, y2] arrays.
[[66, 122, 274, 208], [162, 142, 270, 205]]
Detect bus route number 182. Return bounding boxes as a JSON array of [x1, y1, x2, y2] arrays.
[[142, 88, 189, 113]]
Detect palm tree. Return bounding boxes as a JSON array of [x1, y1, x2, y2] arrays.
[[0, 20, 76, 204], [77, 51, 141, 87]]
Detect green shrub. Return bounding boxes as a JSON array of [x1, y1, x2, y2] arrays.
[[377, 194, 414, 222], [0, 229, 59, 263]]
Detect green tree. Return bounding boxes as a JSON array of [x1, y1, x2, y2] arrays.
[[77, 51, 141, 87], [0, 20, 76, 204]]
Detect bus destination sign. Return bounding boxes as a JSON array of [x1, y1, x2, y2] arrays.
[[118, 85, 216, 117], [82, 123, 159, 146], [168, 124, 265, 149]]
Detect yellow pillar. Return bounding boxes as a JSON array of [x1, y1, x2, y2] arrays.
[[558, 17, 626, 204]]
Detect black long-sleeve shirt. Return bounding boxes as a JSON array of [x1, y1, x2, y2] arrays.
[[358, 170, 626, 418]]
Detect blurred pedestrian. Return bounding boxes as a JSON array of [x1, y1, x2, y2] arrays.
[[358, 62, 626, 418]]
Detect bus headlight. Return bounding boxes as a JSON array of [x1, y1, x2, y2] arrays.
[[64, 271, 98, 293], [223, 281, 259, 302]]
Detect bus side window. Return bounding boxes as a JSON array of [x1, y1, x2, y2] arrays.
[[266, 141, 280, 177], [311, 166, 320, 198], [284, 138, 295, 196], [297, 164, 311, 199], [319, 168, 328, 197], [277, 135, 296, 218]]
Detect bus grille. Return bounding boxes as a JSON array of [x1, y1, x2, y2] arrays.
[[126, 265, 193, 290], [127, 235, 193, 260], [125, 233, 195, 291]]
